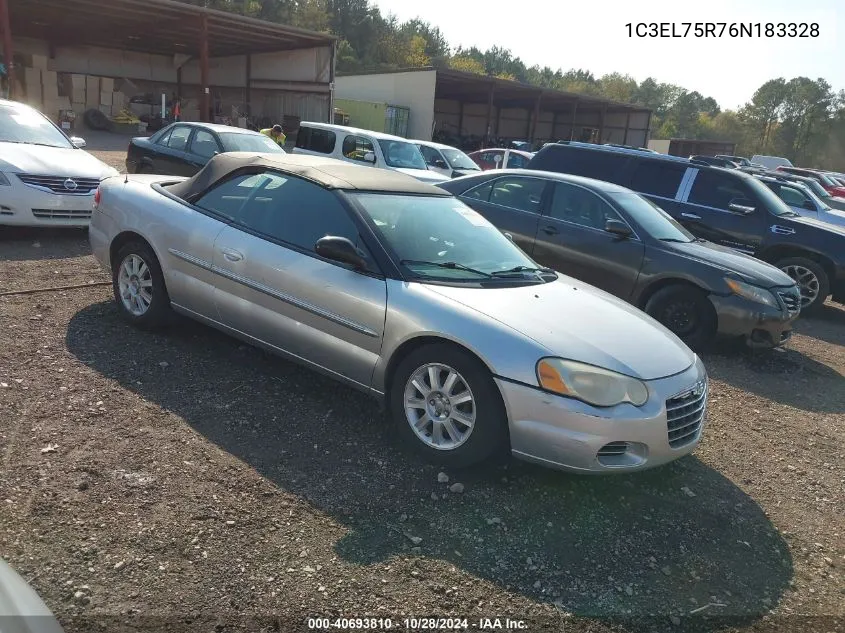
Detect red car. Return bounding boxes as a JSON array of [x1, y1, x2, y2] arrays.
[[467, 148, 535, 171], [776, 166, 845, 197]]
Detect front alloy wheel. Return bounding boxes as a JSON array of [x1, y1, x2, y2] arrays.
[[782, 264, 820, 308], [403, 363, 476, 450], [390, 343, 508, 467]]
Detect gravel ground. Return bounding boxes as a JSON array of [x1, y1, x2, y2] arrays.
[[0, 151, 843, 633]]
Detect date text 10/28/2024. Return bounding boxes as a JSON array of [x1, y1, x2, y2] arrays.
[[307, 617, 528, 630], [625, 22, 819, 38]]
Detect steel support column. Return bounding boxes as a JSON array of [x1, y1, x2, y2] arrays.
[[529, 92, 542, 144], [199, 13, 210, 122], [598, 104, 607, 143], [0, 0, 15, 99], [550, 111, 558, 141], [569, 100, 579, 140], [457, 100, 464, 136], [484, 81, 494, 145], [245, 53, 251, 117], [623, 110, 631, 145]]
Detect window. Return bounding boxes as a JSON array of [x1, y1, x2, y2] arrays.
[[219, 132, 285, 153], [0, 102, 73, 148], [533, 146, 629, 183], [378, 140, 427, 170], [463, 181, 494, 202], [687, 171, 754, 211], [549, 182, 623, 231], [488, 176, 547, 213], [342, 135, 375, 162], [189, 129, 220, 159], [196, 170, 360, 254], [507, 153, 528, 169], [777, 185, 809, 208], [295, 126, 336, 154], [155, 128, 173, 146], [167, 126, 192, 152], [418, 145, 441, 166], [629, 161, 687, 198]]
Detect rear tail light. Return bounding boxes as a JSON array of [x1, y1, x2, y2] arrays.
[[94, 186, 101, 206]]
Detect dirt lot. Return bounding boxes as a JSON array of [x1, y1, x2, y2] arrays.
[[0, 148, 843, 633]]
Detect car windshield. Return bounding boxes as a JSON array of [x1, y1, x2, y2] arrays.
[[441, 148, 479, 170], [378, 140, 428, 170], [746, 176, 798, 217], [609, 193, 695, 243], [801, 179, 831, 198], [0, 103, 73, 148], [352, 193, 545, 282], [219, 133, 285, 153]]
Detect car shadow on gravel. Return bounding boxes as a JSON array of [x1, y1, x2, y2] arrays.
[[701, 343, 845, 414], [66, 302, 793, 633], [0, 227, 91, 261]]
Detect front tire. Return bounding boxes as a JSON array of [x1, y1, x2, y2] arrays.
[[644, 285, 716, 351], [776, 257, 829, 314], [389, 344, 508, 467], [112, 241, 171, 329]]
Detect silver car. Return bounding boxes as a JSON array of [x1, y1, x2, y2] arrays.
[[89, 153, 708, 473]]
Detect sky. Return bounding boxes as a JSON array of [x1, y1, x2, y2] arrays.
[[371, 0, 844, 110]]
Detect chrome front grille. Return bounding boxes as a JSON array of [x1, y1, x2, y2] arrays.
[[778, 290, 801, 316], [18, 174, 100, 194], [31, 208, 92, 220], [666, 380, 707, 448]]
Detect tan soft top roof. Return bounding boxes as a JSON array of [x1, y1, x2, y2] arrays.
[[166, 152, 451, 200]]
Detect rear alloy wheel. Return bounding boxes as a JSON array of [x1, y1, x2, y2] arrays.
[[645, 285, 716, 351], [112, 241, 171, 329], [390, 344, 508, 467], [776, 257, 829, 314]]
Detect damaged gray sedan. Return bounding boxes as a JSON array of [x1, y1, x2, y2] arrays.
[[89, 153, 708, 473]]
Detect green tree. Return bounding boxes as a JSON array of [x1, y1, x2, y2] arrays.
[[448, 55, 485, 74]]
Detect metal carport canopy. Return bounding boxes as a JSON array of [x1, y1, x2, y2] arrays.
[[4, 0, 335, 57]]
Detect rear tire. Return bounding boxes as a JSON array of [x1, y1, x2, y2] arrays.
[[776, 257, 829, 314], [389, 344, 509, 468], [112, 241, 171, 329], [645, 285, 716, 351]]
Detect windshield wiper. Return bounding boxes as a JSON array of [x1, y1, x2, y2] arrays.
[[659, 237, 692, 243], [490, 265, 556, 277], [399, 259, 492, 278]]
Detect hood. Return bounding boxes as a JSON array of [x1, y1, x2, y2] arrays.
[[664, 241, 795, 288], [394, 167, 450, 183], [425, 277, 695, 381], [0, 558, 64, 632], [820, 208, 845, 225], [0, 142, 118, 179], [787, 212, 845, 238]]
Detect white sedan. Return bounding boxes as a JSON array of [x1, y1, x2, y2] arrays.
[[0, 99, 118, 227]]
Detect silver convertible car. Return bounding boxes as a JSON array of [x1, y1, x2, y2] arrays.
[[89, 153, 708, 473]]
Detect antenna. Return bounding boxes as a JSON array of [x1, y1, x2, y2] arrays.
[[124, 171, 128, 184]]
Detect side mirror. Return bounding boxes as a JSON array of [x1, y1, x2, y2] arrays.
[[605, 219, 633, 238], [434, 159, 448, 169], [503, 232, 515, 242], [363, 151, 376, 164], [70, 136, 87, 148], [802, 199, 817, 211], [728, 198, 756, 215], [315, 236, 367, 270]]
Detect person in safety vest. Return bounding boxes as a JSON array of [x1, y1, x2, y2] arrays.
[[260, 124, 286, 147]]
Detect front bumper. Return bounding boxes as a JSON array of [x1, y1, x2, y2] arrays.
[[0, 181, 94, 227], [497, 357, 708, 473], [709, 293, 799, 348]]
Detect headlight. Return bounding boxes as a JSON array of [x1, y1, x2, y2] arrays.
[[536, 358, 649, 408], [0, 172, 10, 186], [725, 278, 779, 308]]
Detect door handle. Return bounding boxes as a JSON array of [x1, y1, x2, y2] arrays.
[[681, 213, 701, 220], [542, 225, 559, 235], [220, 248, 244, 262]]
